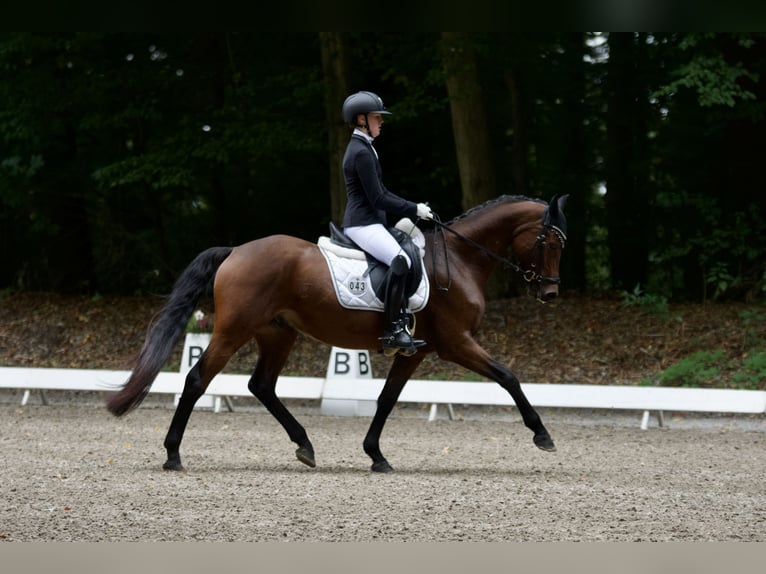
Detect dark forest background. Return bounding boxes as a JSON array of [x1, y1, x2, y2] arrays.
[[1, 32, 764, 302]]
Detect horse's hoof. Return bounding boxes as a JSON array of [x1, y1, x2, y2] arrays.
[[296, 447, 316, 468], [371, 460, 394, 473], [162, 460, 187, 473], [534, 434, 557, 452]]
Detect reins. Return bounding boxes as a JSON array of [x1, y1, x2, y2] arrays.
[[423, 211, 566, 293]]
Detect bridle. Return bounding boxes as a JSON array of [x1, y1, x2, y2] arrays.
[[527, 223, 567, 285], [426, 211, 567, 296]]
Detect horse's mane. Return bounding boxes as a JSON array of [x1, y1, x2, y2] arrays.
[[445, 194, 546, 225]]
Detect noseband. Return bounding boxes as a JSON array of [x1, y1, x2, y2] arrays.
[[429, 215, 566, 294], [526, 224, 567, 286]]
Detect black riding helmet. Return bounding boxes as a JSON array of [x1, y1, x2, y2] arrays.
[[342, 91, 392, 125]]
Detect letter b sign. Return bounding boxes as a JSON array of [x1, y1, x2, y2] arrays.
[[326, 347, 372, 380]]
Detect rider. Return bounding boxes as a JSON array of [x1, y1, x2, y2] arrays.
[[340, 90, 433, 353]]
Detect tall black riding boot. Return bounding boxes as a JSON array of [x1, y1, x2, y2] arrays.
[[380, 255, 426, 353]]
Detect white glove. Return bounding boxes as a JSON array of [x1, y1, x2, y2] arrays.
[[416, 203, 433, 220]]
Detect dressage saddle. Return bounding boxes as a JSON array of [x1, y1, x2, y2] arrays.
[[328, 221, 423, 302]]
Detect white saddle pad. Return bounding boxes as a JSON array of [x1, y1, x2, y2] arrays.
[[317, 219, 429, 313]]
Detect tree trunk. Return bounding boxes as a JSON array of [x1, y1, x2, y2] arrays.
[[442, 33, 509, 299], [558, 33, 588, 292], [441, 32, 497, 212], [605, 32, 651, 292], [319, 32, 350, 225], [503, 67, 529, 196]]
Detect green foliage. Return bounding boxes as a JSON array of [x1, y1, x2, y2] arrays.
[[656, 54, 758, 108], [694, 207, 766, 301], [585, 223, 611, 292], [185, 310, 214, 334], [732, 351, 766, 390], [620, 284, 670, 319], [653, 33, 760, 108], [654, 338, 766, 390], [738, 308, 766, 350], [657, 349, 726, 388], [650, 191, 766, 301]]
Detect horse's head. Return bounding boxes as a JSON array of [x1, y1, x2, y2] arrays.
[[516, 194, 568, 303]]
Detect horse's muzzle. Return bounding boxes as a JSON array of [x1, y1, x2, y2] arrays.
[[538, 277, 560, 303], [539, 287, 559, 302]]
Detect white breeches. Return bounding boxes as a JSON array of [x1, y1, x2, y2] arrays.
[[344, 223, 412, 268]]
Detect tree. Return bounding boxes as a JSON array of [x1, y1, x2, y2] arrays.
[[441, 33, 513, 299], [440, 32, 497, 212], [319, 33, 350, 226], [555, 33, 590, 292], [604, 32, 652, 292], [650, 32, 766, 300]]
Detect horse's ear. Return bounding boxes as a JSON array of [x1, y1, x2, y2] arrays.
[[546, 194, 569, 236], [548, 194, 564, 215]]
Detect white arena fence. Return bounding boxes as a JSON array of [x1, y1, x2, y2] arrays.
[[1, 363, 764, 430]]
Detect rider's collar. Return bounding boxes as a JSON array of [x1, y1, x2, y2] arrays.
[[353, 128, 375, 145]]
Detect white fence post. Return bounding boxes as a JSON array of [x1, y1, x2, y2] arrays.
[[320, 347, 376, 416]]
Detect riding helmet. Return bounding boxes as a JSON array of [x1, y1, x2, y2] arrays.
[[342, 91, 392, 124]]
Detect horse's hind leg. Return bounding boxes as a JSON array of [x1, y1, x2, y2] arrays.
[[163, 336, 241, 471], [248, 324, 315, 468]]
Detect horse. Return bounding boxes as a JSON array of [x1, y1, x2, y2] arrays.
[[107, 194, 569, 473]]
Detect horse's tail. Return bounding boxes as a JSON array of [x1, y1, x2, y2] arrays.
[[106, 246, 234, 417]]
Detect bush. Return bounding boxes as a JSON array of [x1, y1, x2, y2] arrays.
[[621, 284, 671, 319], [658, 349, 726, 388], [732, 351, 766, 390], [738, 308, 766, 350]]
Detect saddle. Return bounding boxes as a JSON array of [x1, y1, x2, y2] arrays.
[[317, 219, 429, 313]]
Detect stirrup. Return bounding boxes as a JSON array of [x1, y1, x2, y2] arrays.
[[380, 320, 426, 355]]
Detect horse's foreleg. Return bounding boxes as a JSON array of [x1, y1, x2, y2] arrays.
[[443, 338, 555, 452], [364, 353, 425, 473], [248, 327, 315, 467], [490, 357, 555, 451], [250, 376, 315, 468]]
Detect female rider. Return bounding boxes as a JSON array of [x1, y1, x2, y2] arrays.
[[340, 91, 433, 353]]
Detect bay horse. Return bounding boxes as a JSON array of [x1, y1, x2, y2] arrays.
[[107, 194, 568, 473]]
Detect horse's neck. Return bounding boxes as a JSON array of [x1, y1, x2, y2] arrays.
[[432, 204, 542, 293], [454, 201, 540, 257]]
